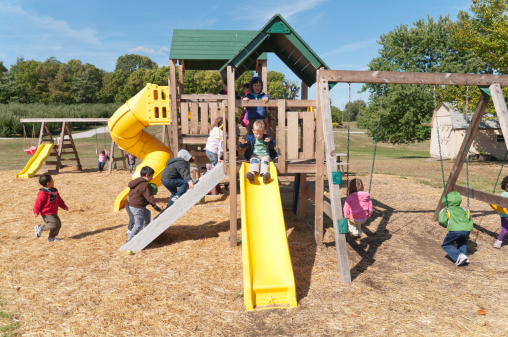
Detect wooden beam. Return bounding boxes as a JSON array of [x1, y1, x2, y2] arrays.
[[277, 99, 286, 173], [315, 75, 325, 246], [318, 74, 351, 284], [237, 100, 316, 108], [169, 60, 179, 154], [227, 65, 238, 247], [320, 70, 508, 86], [21, 118, 109, 123], [432, 93, 490, 221], [490, 83, 508, 153], [181, 94, 227, 100], [453, 185, 508, 208]]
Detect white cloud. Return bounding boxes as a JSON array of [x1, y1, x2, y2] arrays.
[[323, 38, 378, 57], [128, 46, 170, 55], [235, 0, 328, 23]]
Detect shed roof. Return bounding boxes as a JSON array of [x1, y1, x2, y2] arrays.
[[436, 102, 500, 129], [219, 14, 330, 87], [169, 29, 267, 71]]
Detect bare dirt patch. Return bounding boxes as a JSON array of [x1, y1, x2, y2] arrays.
[[1, 168, 508, 336]]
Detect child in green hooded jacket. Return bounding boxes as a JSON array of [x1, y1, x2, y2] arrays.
[[438, 191, 474, 266]]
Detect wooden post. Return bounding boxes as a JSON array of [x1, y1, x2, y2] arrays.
[[490, 83, 508, 152], [314, 74, 325, 245], [178, 64, 185, 95], [318, 75, 351, 283], [169, 60, 179, 154], [227, 66, 238, 247], [432, 93, 490, 220], [297, 81, 309, 220], [260, 60, 267, 94], [277, 99, 286, 173]]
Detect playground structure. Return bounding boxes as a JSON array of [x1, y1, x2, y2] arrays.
[[106, 15, 508, 310], [17, 118, 127, 177]]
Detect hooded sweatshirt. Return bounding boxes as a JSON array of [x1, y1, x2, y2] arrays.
[[127, 177, 158, 208], [160, 149, 193, 183], [343, 191, 373, 220], [33, 187, 67, 216], [244, 76, 270, 120], [438, 191, 474, 231]]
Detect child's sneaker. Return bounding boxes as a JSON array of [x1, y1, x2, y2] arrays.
[[246, 172, 255, 184], [263, 172, 271, 184], [34, 225, 42, 238], [126, 230, 131, 236], [171, 195, 179, 202], [47, 237, 61, 243], [455, 253, 469, 266], [494, 240, 503, 249]]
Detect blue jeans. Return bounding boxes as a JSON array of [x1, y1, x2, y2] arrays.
[[161, 178, 188, 208], [98, 161, 106, 171], [441, 231, 470, 262], [129, 164, 136, 173], [206, 149, 218, 167], [128, 206, 151, 241]]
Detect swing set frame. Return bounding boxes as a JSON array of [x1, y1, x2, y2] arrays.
[[318, 69, 508, 225]]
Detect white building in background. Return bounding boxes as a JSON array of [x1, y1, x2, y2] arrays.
[[429, 102, 506, 160]]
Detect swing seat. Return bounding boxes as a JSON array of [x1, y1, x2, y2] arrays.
[[490, 204, 508, 215], [24, 146, 37, 155]]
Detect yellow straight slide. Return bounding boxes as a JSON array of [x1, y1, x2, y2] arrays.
[[240, 162, 297, 311], [16, 144, 55, 178]]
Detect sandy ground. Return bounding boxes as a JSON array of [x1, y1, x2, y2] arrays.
[[1, 167, 508, 336]]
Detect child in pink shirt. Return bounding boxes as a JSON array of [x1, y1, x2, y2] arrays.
[[343, 178, 373, 238], [96, 147, 109, 172]]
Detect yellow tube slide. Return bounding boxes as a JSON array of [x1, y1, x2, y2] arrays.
[[109, 83, 173, 211], [240, 162, 297, 310]]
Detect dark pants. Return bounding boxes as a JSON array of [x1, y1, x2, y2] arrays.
[[98, 161, 106, 172], [161, 178, 188, 208], [41, 214, 62, 238], [441, 231, 470, 262]]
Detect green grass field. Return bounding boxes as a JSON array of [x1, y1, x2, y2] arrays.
[[2, 122, 505, 193]]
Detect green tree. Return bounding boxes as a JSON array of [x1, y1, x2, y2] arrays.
[[72, 63, 104, 103], [183, 70, 222, 94], [449, 0, 508, 74], [0, 61, 7, 75], [359, 16, 491, 144], [0, 71, 21, 103], [34, 57, 61, 103], [266, 71, 299, 99], [10, 58, 40, 103], [115, 54, 158, 73], [48, 59, 83, 103], [331, 105, 342, 124], [344, 99, 367, 122]]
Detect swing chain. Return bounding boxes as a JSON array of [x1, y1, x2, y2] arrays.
[[434, 85, 449, 208], [369, 83, 385, 194], [346, 83, 351, 195], [464, 86, 470, 210]]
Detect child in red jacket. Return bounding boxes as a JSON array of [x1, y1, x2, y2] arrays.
[[33, 174, 69, 242]]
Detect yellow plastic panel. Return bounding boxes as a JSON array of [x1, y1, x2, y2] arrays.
[[240, 162, 297, 311], [490, 204, 508, 215], [16, 144, 55, 178]]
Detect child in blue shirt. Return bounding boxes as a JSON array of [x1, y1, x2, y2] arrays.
[[238, 120, 276, 184], [242, 76, 270, 135]]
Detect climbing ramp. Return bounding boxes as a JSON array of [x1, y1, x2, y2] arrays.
[[119, 163, 226, 252]]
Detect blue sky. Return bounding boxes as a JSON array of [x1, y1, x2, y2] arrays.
[[0, 0, 471, 107]]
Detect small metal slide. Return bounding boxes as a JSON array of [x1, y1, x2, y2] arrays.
[[119, 163, 226, 252]]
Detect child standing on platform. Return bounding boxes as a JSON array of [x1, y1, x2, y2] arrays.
[[96, 147, 109, 172], [127, 166, 164, 241], [242, 76, 270, 135], [238, 120, 276, 184], [343, 178, 373, 239], [33, 174, 69, 242], [205, 117, 227, 194], [494, 176, 508, 248], [438, 191, 473, 266]]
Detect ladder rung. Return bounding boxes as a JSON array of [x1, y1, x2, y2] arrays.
[[44, 161, 58, 165], [61, 144, 74, 149], [60, 158, 78, 161]]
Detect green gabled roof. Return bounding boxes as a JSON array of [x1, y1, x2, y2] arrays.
[[170, 29, 267, 71], [219, 14, 330, 87]]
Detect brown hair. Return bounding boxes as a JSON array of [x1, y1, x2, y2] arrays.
[[348, 178, 364, 194]]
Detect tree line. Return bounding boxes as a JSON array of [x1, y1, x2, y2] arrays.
[[357, 0, 508, 144]]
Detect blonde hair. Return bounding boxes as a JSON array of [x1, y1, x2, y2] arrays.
[[253, 120, 266, 132], [348, 178, 364, 194], [212, 116, 223, 128]]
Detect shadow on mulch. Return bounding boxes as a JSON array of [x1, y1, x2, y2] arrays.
[[69, 224, 125, 239]]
